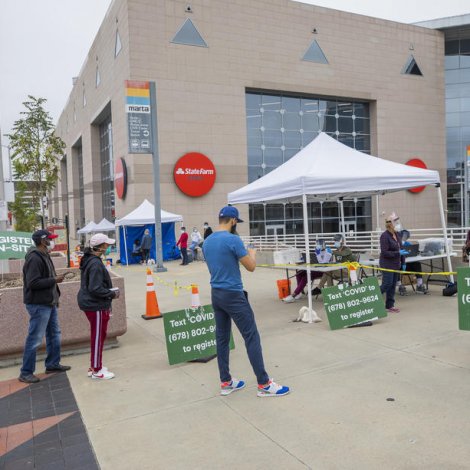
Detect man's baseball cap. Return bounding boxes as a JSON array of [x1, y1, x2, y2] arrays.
[[90, 233, 115, 247], [219, 206, 243, 223], [32, 230, 58, 243]]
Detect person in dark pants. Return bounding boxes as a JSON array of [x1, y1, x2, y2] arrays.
[[78, 233, 119, 380], [141, 229, 152, 264], [379, 213, 406, 313], [177, 226, 189, 265], [19, 230, 71, 383], [203, 222, 213, 239], [203, 206, 289, 397]]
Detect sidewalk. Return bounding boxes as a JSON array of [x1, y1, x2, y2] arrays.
[[1, 260, 469, 469]]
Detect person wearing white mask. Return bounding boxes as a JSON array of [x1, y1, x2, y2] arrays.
[[19, 230, 70, 384], [190, 227, 203, 260], [312, 234, 355, 296]]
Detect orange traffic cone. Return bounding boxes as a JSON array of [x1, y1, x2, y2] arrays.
[[348, 264, 358, 285], [142, 268, 162, 320], [191, 284, 201, 309], [105, 260, 112, 272]]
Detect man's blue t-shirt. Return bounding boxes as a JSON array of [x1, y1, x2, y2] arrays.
[[203, 231, 248, 291]]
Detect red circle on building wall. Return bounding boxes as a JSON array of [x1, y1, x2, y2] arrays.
[[115, 158, 128, 199], [174, 152, 216, 197], [406, 158, 427, 193]]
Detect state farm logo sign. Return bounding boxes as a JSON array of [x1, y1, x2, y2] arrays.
[[173, 152, 216, 197]]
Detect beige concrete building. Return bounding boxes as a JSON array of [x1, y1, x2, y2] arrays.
[[53, 0, 446, 238]]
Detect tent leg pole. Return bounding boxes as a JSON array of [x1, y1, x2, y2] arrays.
[[302, 194, 320, 323], [339, 198, 346, 240], [123, 226, 129, 266], [437, 185, 454, 283]]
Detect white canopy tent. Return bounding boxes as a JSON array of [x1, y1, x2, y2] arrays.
[[115, 199, 183, 226], [77, 221, 99, 234], [94, 218, 116, 232], [228, 132, 451, 323], [115, 199, 183, 265]]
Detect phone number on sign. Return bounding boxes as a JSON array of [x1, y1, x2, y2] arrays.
[[168, 326, 216, 343], [327, 295, 379, 312]]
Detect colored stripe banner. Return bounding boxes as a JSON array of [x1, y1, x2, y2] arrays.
[[126, 96, 151, 106], [125, 80, 149, 89], [126, 87, 150, 98]]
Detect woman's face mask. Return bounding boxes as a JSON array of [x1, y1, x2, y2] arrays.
[[394, 222, 402, 232], [334, 241, 341, 249], [204, 225, 208, 229], [105, 246, 111, 256]]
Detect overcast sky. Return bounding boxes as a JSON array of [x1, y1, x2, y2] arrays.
[[1, 0, 469, 176]]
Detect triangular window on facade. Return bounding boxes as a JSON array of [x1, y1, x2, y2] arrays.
[[96, 66, 101, 87], [302, 40, 328, 64], [171, 18, 208, 47], [83, 88, 87, 107], [402, 55, 423, 76], [115, 30, 122, 57]]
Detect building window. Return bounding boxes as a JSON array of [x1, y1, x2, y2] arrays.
[[99, 116, 115, 221], [302, 40, 328, 64], [401, 55, 423, 76], [115, 30, 122, 57], [445, 36, 470, 227], [246, 91, 372, 236], [96, 66, 101, 87]]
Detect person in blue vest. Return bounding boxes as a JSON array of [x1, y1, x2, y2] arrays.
[[203, 206, 289, 398]]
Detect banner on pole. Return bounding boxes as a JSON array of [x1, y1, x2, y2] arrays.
[[0, 231, 33, 260], [323, 277, 387, 330], [125, 80, 153, 154], [163, 304, 234, 365]]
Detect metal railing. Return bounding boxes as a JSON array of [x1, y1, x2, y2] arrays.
[[242, 227, 469, 255]]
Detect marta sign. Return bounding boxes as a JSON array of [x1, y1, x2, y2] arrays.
[[173, 152, 216, 197], [0, 231, 34, 260]]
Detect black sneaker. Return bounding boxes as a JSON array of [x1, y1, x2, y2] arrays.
[[312, 287, 322, 296], [19, 374, 40, 384], [45, 364, 71, 374]]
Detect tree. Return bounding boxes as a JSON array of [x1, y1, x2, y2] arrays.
[[7, 96, 65, 232]]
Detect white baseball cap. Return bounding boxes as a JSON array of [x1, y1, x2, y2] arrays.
[[90, 233, 115, 247]]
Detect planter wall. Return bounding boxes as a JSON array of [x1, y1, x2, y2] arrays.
[[0, 268, 127, 365], [8, 253, 67, 274]]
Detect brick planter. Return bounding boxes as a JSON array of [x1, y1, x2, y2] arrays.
[[0, 268, 127, 366]]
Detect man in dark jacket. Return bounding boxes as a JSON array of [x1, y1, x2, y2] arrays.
[[78, 233, 119, 380], [203, 222, 213, 239], [19, 230, 71, 383]]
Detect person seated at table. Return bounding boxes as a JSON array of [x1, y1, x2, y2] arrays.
[[398, 229, 428, 294], [282, 239, 331, 303], [462, 229, 470, 262], [132, 238, 143, 263], [312, 234, 355, 295]]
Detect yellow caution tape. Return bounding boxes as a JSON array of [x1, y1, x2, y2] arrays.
[[257, 261, 456, 277]]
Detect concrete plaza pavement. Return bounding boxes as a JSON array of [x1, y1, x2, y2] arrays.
[[1, 259, 470, 469]]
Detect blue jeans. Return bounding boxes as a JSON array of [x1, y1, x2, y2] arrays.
[[21, 304, 61, 375], [211, 288, 269, 385], [380, 271, 399, 309]]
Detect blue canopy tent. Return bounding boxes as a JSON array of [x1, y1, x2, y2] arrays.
[[115, 199, 183, 265]]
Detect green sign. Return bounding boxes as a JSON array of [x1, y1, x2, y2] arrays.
[[0, 231, 34, 260], [323, 277, 387, 330], [457, 268, 470, 330], [163, 304, 234, 365]]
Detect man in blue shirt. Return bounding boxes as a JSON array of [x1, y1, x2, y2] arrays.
[[203, 206, 289, 398]]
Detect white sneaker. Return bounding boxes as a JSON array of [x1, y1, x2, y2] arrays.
[[282, 295, 295, 303], [88, 366, 108, 377], [293, 293, 304, 300], [257, 379, 290, 397], [91, 368, 115, 380], [220, 378, 246, 396]]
